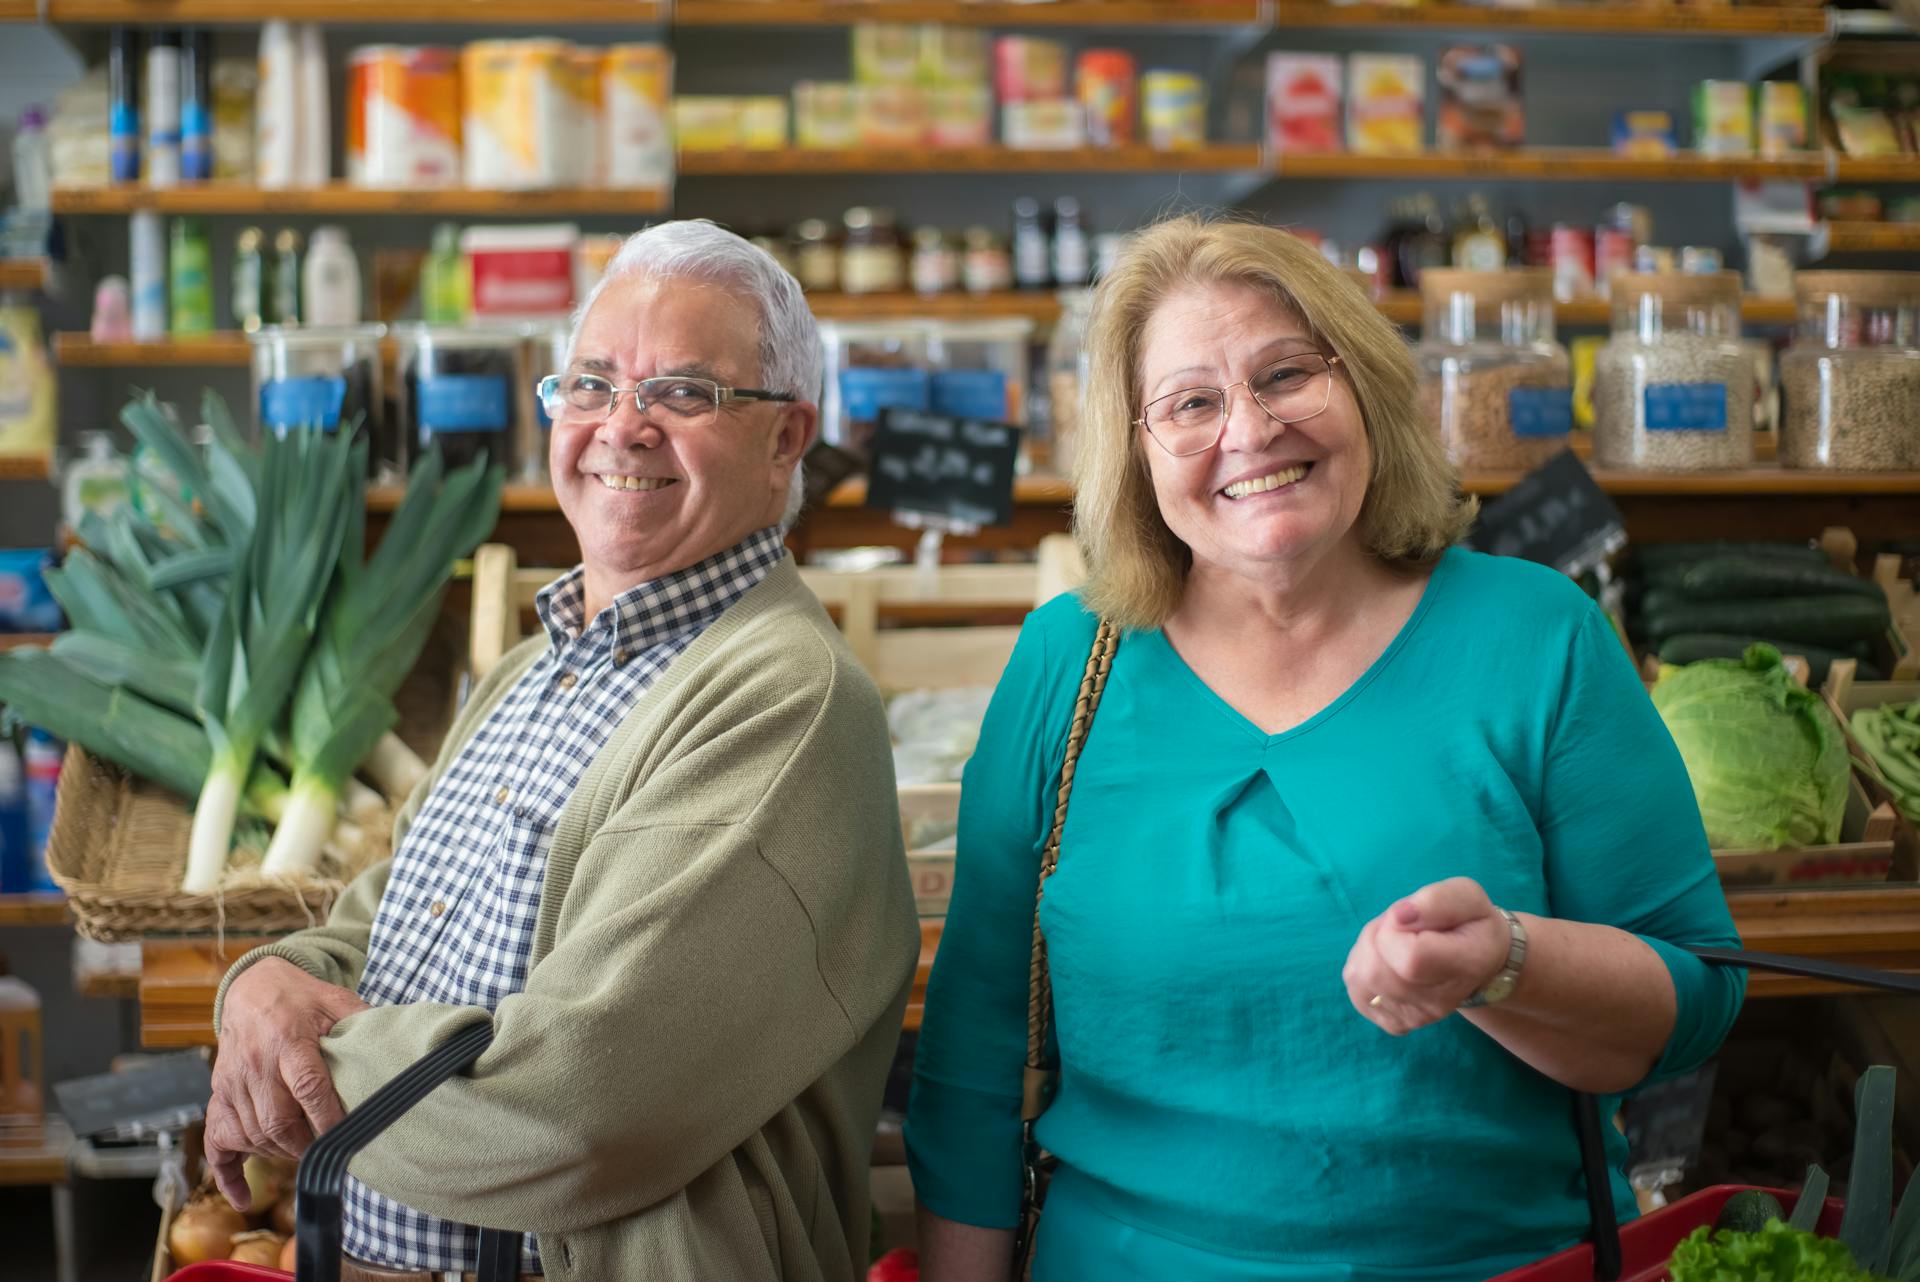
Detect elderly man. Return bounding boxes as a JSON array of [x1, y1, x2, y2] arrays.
[[207, 220, 920, 1282]]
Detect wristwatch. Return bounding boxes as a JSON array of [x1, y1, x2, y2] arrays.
[[1461, 908, 1528, 1009]]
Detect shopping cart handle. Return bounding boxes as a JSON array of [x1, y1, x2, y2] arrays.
[[1686, 945, 1920, 996], [294, 1021, 501, 1282]]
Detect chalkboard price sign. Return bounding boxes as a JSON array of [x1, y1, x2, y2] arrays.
[[1466, 448, 1626, 578], [867, 408, 1023, 529]]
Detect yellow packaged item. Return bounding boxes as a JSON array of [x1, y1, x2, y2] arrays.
[[1571, 335, 1603, 431], [1347, 55, 1424, 155], [0, 304, 55, 459], [852, 24, 919, 86], [856, 84, 926, 148], [1755, 82, 1806, 158], [673, 96, 742, 151], [919, 26, 989, 88], [794, 82, 859, 149], [738, 97, 789, 150]]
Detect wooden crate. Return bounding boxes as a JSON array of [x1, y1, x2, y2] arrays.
[[898, 783, 960, 916], [1822, 661, 1920, 876], [1714, 771, 1899, 889]]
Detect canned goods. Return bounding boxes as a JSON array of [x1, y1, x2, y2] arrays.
[[994, 37, 1069, 104], [1550, 225, 1595, 300], [605, 45, 673, 188], [1595, 227, 1636, 296], [563, 47, 605, 186], [1141, 71, 1206, 150], [347, 46, 462, 189], [1681, 246, 1725, 275], [462, 40, 572, 190], [1077, 50, 1137, 148]]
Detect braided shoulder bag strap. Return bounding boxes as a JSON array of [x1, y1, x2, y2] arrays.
[[1012, 616, 1120, 1270]]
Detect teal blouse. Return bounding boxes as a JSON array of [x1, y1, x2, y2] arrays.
[[905, 547, 1745, 1281]]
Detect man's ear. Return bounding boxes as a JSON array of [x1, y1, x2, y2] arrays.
[[772, 402, 819, 472]]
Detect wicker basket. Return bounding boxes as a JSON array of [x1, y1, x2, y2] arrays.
[[44, 744, 391, 942]]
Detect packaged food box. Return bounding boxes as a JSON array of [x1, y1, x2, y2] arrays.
[[1611, 109, 1677, 158], [1833, 105, 1902, 157], [1266, 53, 1343, 154], [1436, 44, 1522, 149], [0, 550, 62, 634], [1347, 54, 1424, 154], [738, 97, 788, 150], [794, 82, 859, 149], [1002, 99, 1085, 150], [462, 223, 579, 319], [673, 96, 743, 151], [347, 45, 461, 189], [1078, 49, 1138, 148], [853, 24, 919, 86], [604, 45, 673, 188], [927, 85, 992, 148], [856, 84, 926, 148], [1756, 81, 1807, 158], [919, 26, 989, 89], [461, 39, 571, 189], [1142, 71, 1206, 150], [994, 36, 1069, 104], [1693, 80, 1754, 157]]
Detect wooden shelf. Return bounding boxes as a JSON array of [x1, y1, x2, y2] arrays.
[[1373, 291, 1798, 326], [1825, 221, 1920, 255], [51, 183, 669, 216], [56, 333, 249, 366], [0, 0, 37, 18], [139, 936, 274, 1049], [1273, 1, 1828, 36], [807, 290, 1066, 321], [1832, 156, 1920, 183], [679, 0, 1257, 23], [0, 455, 50, 480], [0, 894, 68, 927], [43, 0, 662, 19], [1275, 149, 1827, 182], [1463, 466, 1920, 497], [1728, 886, 1920, 999], [679, 144, 1262, 175], [0, 634, 54, 652], [0, 258, 47, 291]]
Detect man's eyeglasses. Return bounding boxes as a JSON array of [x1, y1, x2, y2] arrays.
[[1135, 353, 1343, 457], [537, 373, 796, 429]]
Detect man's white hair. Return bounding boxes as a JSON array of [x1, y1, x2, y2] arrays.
[[567, 220, 821, 530]]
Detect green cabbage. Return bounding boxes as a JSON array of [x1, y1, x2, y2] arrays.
[[1669, 1221, 1887, 1282], [1651, 643, 1850, 850]]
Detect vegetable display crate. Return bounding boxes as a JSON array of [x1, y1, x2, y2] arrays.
[[1823, 663, 1920, 872], [44, 745, 391, 942], [1712, 770, 1900, 888], [1493, 1186, 1843, 1282]]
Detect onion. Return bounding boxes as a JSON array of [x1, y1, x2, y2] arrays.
[[279, 1234, 299, 1271], [228, 1230, 286, 1266], [169, 1198, 250, 1266], [271, 1191, 297, 1237], [242, 1156, 290, 1214]]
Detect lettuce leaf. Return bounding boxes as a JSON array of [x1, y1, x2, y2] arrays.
[[1669, 1221, 1888, 1282]]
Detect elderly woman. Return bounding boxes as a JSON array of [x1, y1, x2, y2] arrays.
[[904, 216, 1744, 1282]]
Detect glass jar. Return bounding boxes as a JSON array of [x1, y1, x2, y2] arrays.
[[518, 320, 570, 486], [841, 207, 905, 296], [1414, 269, 1572, 471], [394, 324, 526, 477], [1043, 289, 1093, 475], [1591, 271, 1754, 470], [910, 226, 958, 297], [1779, 271, 1920, 471], [247, 324, 388, 471], [790, 219, 840, 294], [961, 226, 1012, 294]]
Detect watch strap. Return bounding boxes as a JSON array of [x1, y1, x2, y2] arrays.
[[1461, 907, 1527, 1009]]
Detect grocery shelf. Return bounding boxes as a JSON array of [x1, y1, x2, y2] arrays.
[[0, 259, 48, 291], [1464, 467, 1920, 496], [0, 894, 68, 927], [677, 0, 1259, 24], [679, 144, 1263, 175], [50, 183, 670, 216], [1272, 1, 1829, 36], [368, 483, 564, 512], [41, 0, 663, 19], [807, 290, 1066, 321], [1832, 156, 1920, 183], [0, 634, 54, 652], [0, 0, 35, 17], [0, 455, 51, 480], [1372, 292, 1799, 326], [56, 333, 249, 366], [1824, 221, 1920, 254], [1273, 149, 1827, 182]]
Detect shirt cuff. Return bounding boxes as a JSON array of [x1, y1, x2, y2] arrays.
[[210, 943, 344, 1036], [904, 1074, 1025, 1231], [1635, 932, 1747, 1087]]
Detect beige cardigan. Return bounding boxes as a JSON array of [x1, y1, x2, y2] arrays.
[[214, 556, 920, 1281]]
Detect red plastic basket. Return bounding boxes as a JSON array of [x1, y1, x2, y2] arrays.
[[164, 1267, 288, 1281], [1491, 1185, 1847, 1282]]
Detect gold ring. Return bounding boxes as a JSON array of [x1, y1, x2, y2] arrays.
[[1369, 994, 1385, 1008]]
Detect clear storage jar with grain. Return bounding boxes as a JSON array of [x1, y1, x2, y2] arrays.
[[1779, 271, 1920, 471], [1414, 269, 1572, 471], [1592, 272, 1754, 471]]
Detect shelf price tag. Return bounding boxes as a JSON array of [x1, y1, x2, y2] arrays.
[[866, 408, 1022, 531], [1466, 447, 1625, 580]]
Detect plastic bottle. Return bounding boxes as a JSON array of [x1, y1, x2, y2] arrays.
[[420, 222, 469, 324], [169, 217, 214, 335], [302, 225, 360, 325], [0, 742, 27, 895], [61, 431, 130, 531], [90, 276, 132, 342], [296, 24, 329, 187], [1051, 196, 1090, 288], [9, 108, 50, 213], [269, 227, 301, 325], [180, 29, 212, 183], [108, 28, 140, 183], [145, 30, 182, 188], [255, 20, 299, 189], [231, 226, 265, 332], [130, 212, 167, 341], [1011, 196, 1051, 291], [21, 731, 61, 894]]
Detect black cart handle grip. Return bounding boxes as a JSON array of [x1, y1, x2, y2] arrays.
[[293, 1021, 522, 1282]]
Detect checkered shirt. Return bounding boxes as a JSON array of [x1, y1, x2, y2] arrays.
[[341, 526, 787, 1273]]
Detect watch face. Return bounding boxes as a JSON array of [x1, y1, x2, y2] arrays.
[[1482, 973, 1518, 1005]]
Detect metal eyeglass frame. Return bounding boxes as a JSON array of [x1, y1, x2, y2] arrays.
[[1134, 353, 1345, 457], [537, 372, 797, 423]]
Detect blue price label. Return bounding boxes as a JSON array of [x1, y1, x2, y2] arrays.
[[840, 368, 930, 421], [930, 371, 1009, 422], [1507, 387, 1573, 439], [1643, 383, 1727, 433], [418, 374, 509, 433], [260, 377, 346, 431]]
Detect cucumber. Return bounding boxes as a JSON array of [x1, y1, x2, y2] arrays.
[[1635, 541, 1828, 570], [1643, 593, 1892, 650], [1653, 633, 1884, 683], [1674, 555, 1886, 602]]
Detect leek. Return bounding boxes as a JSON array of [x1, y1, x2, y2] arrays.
[[184, 428, 358, 894], [262, 449, 500, 878]]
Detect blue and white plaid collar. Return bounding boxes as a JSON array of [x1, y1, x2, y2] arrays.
[[534, 526, 787, 655]]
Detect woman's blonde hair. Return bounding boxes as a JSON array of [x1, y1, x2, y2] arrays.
[[1074, 214, 1475, 631]]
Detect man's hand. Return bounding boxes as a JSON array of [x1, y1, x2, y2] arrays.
[[207, 957, 369, 1209], [1342, 877, 1510, 1036]]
